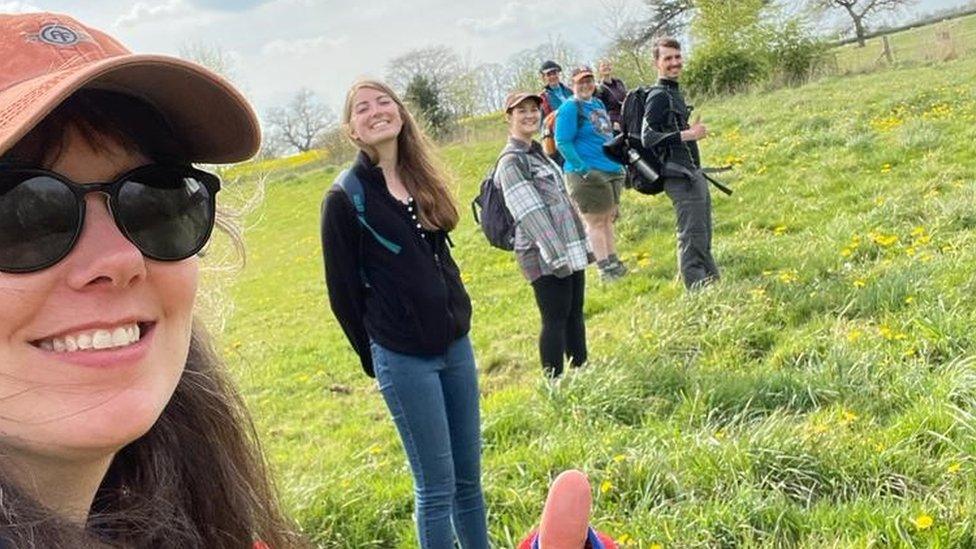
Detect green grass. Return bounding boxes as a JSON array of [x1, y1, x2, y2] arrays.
[[832, 12, 976, 74], [208, 54, 976, 547]]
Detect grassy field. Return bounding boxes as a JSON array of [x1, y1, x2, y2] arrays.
[[832, 12, 976, 73], [208, 52, 976, 547]]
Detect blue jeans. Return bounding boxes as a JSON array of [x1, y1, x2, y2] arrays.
[[371, 335, 489, 549]]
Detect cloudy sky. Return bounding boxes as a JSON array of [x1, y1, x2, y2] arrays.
[[2, 0, 968, 115]]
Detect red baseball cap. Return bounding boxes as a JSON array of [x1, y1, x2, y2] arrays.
[[0, 13, 260, 163]]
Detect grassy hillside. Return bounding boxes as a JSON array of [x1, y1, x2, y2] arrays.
[[832, 12, 976, 73], [210, 54, 976, 547]]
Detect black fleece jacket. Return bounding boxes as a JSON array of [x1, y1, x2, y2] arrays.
[[320, 152, 472, 377], [641, 78, 701, 171]]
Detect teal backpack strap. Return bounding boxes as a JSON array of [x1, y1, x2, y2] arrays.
[[334, 169, 402, 255]]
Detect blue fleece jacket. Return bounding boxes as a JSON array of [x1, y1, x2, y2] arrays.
[[554, 97, 623, 174]]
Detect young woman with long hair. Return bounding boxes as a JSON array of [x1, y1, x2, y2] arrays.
[[320, 79, 489, 548], [0, 13, 302, 548]]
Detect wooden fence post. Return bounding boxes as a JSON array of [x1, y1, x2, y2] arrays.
[[878, 35, 895, 65]]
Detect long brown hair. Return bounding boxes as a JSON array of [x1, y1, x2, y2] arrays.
[[342, 79, 460, 231], [0, 90, 305, 548]]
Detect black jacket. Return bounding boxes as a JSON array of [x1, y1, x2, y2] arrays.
[[641, 78, 701, 171], [320, 152, 472, 376], [595, 77, 627, 127]]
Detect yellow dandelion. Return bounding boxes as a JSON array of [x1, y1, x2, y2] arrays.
[[612, 454, 627, 463], [650, 543, 663, 549], [870, 232, 898, 247], [948, 462, 961, 474], [853, 277, 867, 288], [912, 514, 934, 530], [840, 410, 858, 424], [773, 225, 787, 236], [847, 329, 863, 343], [777, 269, 799, 284], [905, 296, 915, 304], [600, 480, 613, 494]]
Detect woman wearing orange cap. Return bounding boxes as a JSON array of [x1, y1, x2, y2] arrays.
[[0, 13, 301, 548]]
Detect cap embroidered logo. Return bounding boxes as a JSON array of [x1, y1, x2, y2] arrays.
[[37, 24, 81, 46]]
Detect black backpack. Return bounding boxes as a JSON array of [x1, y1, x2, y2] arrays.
[[470, 151, 522, 251], [618, 85, 667, 195]]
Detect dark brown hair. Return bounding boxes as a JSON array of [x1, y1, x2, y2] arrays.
[[0, 90, 305, 549], [652, 37, 682, 60], [342, 79, 460, 231]]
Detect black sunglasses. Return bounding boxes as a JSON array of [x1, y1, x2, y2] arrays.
[[0, 163, 220, 273]]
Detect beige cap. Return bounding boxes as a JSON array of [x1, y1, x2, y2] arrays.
[[0, 12, 260, 163], [570, 66, 595, 83]]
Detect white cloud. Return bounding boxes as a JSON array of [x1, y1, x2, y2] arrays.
[[0, 1, 41, 12], [260, 34, 348, 56], [115, 0, 192, 27], [456, 1, 524, 34]]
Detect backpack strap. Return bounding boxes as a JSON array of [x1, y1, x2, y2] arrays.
[[334, 169, 402, 255]]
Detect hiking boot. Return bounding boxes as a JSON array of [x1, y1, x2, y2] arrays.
[[607, 258, 628, 277], [598, 265, 625, 282]]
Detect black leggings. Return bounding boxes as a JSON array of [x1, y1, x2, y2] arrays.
[[530, 270, 587, 377]]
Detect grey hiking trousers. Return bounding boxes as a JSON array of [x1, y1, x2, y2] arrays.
[[664, 174, 719, 289]]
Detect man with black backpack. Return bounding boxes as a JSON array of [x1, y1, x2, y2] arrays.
[[641, 37, 718, 290]]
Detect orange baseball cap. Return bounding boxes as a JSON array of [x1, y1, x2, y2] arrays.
[[0, 13, 260, 163]]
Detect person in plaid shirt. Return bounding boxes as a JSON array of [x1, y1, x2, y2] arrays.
[[496, 91, 592, 378]]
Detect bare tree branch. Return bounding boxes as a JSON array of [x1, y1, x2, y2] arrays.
[[265, 89, 336, 154], [813, 0, 915, 46]]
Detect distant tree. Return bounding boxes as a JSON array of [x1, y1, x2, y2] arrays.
[[179, 41, 237, 81], [476, 62, 511, 113], [597, 0, 654, 82], [506, 36, 582, 96], [814, 0, 916, 46], [404, 74, 451, 137], [387, 45, 476, 121], [265, 88, 336, 153], [631, 0, 696, 46]]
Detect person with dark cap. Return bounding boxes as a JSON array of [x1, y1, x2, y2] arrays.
[[496, 91, 590, 378], [538, 60, 573, 119], [539, 60, 574, 166], [641, 37, 719, 289]]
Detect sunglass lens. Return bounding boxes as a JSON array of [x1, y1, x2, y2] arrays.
[[115, 167, 215, 261], [0, 174, 80, 272]]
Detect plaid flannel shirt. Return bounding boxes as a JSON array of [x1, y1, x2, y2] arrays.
[[496, 137, 591, 282]]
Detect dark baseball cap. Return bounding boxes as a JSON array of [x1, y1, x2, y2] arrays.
[[539, 60, 562, 74]]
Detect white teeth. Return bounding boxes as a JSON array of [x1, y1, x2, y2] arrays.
[[92, 330, 113, 350], [112, 327, 128, 346], [36, 322, 142, 353]]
